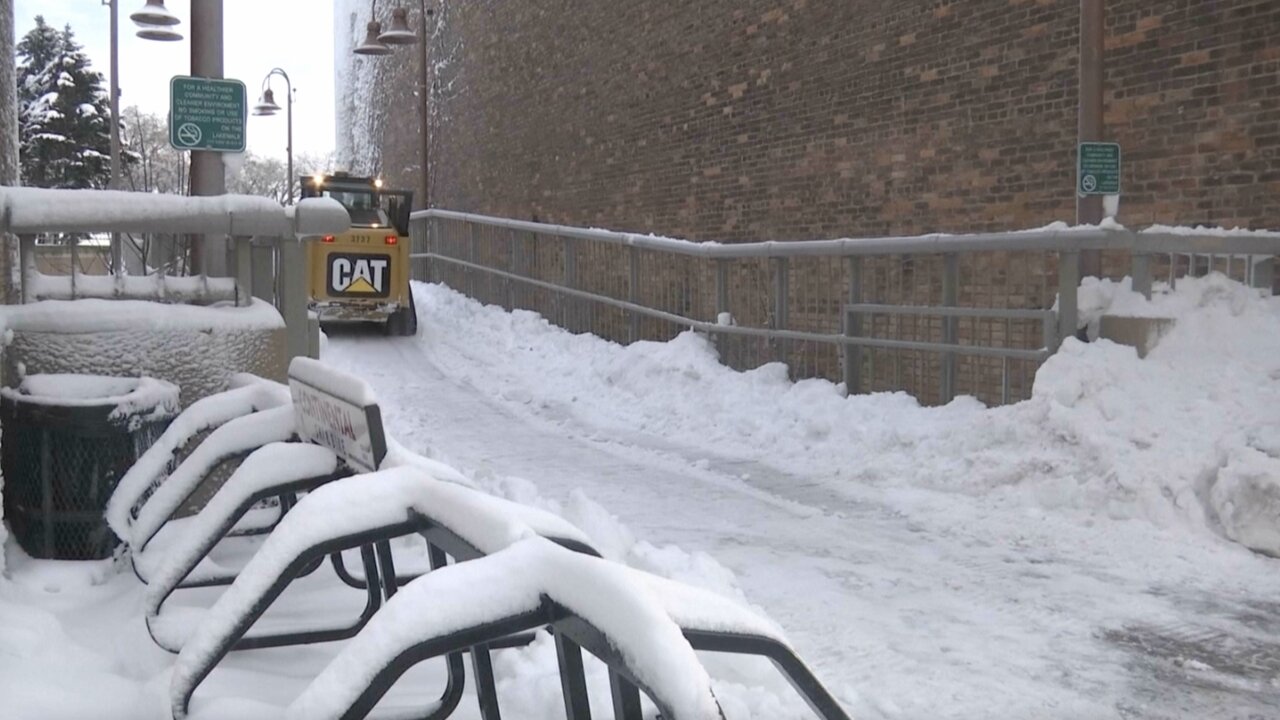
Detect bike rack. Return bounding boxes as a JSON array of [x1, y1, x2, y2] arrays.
[[144, 442, 353, 652], [139, 359, 848, 720], [171, 465, 599, 720], [278, 538, 851, 720], [106, 376, 292, 549]]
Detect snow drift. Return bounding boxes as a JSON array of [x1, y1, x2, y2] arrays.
[[410, 273, 1280, 555]]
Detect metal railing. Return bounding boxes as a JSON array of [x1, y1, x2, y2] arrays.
[[410, 209, 1279, 406], [1, 186, 349, 359]]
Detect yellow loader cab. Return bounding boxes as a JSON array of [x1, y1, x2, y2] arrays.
[[299, 173, 417, 336]]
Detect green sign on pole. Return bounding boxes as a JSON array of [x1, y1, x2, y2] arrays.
[[1077, 142, 1121, 196], [169, 75, 246, 153]]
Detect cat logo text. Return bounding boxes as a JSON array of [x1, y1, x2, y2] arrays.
[[327, 253, 391, 298]]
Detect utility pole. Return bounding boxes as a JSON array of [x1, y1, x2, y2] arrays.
[[1, 0, 19, 303], [417, 1, 430, 211], [189, 0, 225, 275], [107, 0, 124, 275], [1077, 0, 1104, 278]]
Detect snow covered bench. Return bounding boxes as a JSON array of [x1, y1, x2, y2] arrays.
[[169, 465, 600, 719]]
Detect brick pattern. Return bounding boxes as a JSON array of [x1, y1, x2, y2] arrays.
[[348, 0, 1279, 404], [353, 0, 1280, 238]]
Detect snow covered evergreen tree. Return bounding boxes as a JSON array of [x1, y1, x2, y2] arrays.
[[15, 17, 112, 189]]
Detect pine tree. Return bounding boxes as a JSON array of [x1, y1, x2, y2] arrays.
[[16, 17, 112, 189]]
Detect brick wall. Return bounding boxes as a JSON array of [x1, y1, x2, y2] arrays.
[[341, 0, 1278, 403], [346, 0, 1280, 240]]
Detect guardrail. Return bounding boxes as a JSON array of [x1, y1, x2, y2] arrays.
[[410, 210, 1279, 405], [0, 186, 349, 359]]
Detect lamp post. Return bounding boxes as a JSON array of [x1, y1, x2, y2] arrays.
[[252, 69, 294, 204], [103, 0, 183, 275], [353, 1, 433, 210]]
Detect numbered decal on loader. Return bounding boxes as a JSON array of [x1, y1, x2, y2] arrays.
[[328, 253, 391, 298]]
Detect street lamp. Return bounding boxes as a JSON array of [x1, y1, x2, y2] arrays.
[[102, 0, 186, 275], [353, 1, 434, 210], [252, 69, 294, 204], [129, 0, 183, 41]]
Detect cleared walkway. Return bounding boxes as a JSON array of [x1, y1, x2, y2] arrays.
[[327, 318, 1280, 720]]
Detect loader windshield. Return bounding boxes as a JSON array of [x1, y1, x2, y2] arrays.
[[300, 175, 412, 235]]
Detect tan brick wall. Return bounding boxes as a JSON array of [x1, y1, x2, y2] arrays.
[[356, 0, 1280, 238], [350, 0, 1279, 404]]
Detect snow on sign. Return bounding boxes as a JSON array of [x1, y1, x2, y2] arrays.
[[169, 76, 246, 153], [287, 358, 387, 473]]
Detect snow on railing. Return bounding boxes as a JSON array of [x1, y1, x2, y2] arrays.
[[412, 210, 1280, 406]]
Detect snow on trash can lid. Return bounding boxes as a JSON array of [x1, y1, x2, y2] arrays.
[[1, 374, 181, 429]]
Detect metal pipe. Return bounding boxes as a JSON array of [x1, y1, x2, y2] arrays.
[[415, 210, 1134, 258], [418, 0, 431, 210], [189, 0, 226, 275], [107, 0, 123, 276], [1078, 0, 1104, 278], [421, 253, 1052, 361]]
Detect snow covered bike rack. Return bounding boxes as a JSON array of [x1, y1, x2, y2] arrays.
[[167, 468, 847, 719], [282, 537, 851, 720], [153, 360, 846, 720], [170, 465, 601, 719], [105, 374, 298, 584], [139, 358, 395, 650]]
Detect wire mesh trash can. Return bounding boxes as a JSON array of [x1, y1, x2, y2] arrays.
[[1, 374, 180, 560]]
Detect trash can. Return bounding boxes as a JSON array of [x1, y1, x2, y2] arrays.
[[1, 374, 180, 560]]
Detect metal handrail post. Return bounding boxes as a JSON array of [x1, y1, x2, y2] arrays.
[[1131, 251, 1153, 299], [940, 253, 958, 403], [563, 235, 577, 331], [843, 256, 863, 395], [278, 237, 310, 360], [628, 246, 640, 343], [1056, 250, 1080, 347], [234, 234, 252, 306], [467, 221, 479, 298], [772, 257, 789, 364]]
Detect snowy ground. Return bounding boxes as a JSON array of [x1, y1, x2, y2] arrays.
[[2, 274, 1280, 719]]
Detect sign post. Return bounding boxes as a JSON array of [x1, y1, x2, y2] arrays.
[[169, 75, 247, 153], [1077, 142, 1121, 196]]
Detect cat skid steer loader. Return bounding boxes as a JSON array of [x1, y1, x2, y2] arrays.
[[300, 172, 416, 336]]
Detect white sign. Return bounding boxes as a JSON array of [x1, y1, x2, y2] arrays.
[[289, 377, 386, 472]]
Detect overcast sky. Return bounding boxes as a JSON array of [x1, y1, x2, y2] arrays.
[[12, 0, 336, 160]]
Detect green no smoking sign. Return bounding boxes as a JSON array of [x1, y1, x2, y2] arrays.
[[1077, 142, 1121, 196], [169, 75, 246, 152]]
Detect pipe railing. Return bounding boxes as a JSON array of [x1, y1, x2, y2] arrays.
[[1, 187, 349, 360], [410, 209, 1279, 406]]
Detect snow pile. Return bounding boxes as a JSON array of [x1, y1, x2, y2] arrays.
[[410, 274, 1280, 554]]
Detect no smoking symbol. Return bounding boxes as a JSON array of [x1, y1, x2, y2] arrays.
[[176, 122, 202, 147], [1081, 174, 1097, 192]]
